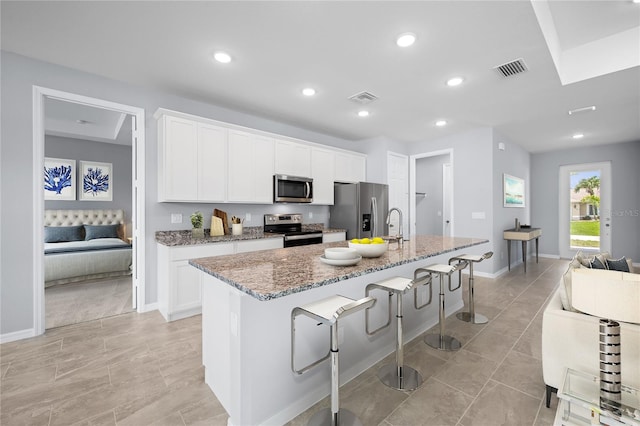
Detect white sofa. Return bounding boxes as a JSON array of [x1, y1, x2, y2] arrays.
[[542, 266, 640, 407]]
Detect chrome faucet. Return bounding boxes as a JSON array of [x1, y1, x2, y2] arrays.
[[386, 207, 404, 248]]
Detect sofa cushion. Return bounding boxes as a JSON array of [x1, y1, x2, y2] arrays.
[[606, 256, 631, 272], [560, 255, 584, 312], [571, 268, 640, 324], [590, 257, 607, 269]]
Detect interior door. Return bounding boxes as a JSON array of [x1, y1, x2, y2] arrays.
[[559, 162, 611, 259]]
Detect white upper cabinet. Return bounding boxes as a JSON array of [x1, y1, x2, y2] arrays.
[[157, 113, 227, 202], [227, 130, 274, 204], [334, 151, 366, 183], [311, 147, 335, 205], [274, 139, 311, 178]]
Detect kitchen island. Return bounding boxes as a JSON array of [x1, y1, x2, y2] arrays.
[[190, 235, 488, 425]]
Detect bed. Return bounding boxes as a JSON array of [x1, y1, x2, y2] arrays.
[[44, 209, 132, 287]]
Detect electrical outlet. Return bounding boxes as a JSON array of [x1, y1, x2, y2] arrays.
[[308, 212, 313, 219], [170, 213, 182, 224], [245, 213, 251, 223]]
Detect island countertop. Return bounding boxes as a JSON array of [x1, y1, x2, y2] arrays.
[[189, 235, 488, 301]]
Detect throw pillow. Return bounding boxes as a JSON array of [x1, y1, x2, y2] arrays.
[[590, 257, 607, 270], [84, 224, 120, 240], [44, 225, 84, 243], [606, 257, 630, 273]]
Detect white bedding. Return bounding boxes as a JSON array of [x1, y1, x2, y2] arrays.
[[45, 238, 129, 254]]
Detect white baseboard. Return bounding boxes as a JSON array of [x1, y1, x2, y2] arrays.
[[539, 253, 561, 259], [0, 328, 36, 344], [141, 302, 158, 313]]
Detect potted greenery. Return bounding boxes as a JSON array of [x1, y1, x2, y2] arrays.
[[191, 211, 204, 238]]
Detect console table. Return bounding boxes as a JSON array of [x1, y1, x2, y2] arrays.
[[503, 227, 541, 273], [556, 368, 640, 426]]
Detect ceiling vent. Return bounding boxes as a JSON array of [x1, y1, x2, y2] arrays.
[[348, 91, 379, 104], [493, 58, 528, 78]]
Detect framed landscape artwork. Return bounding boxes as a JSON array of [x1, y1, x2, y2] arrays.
[[80, 161, 113, 201], [503, 173, 525, 207], [44, 157, 76, 200]]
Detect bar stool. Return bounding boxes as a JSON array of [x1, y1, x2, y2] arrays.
[[364, 269, 432, 391], [449, 252, 493, 324], [422, 262, 468, 351], [291, 294, 376, 426]]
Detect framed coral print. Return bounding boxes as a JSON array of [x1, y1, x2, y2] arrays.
[[503, 173, 525, 207], [80, 161, 112, 201], [44, 157, 76, 200]]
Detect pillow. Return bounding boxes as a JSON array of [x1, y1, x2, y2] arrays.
[[606, 257, 630, 272], [589, 257, 607, 270], [84, 224, 119, 240], [44, 225, 84, 243]]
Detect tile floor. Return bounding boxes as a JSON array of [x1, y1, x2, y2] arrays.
[[1, 258, 567, 425]]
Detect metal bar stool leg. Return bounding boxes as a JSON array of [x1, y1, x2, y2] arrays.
[[377, 294, 423, 391], [455, 262, 488, 324], [424, 272, 462, 351]]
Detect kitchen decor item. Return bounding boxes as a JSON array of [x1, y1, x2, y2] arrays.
[[232, 223, 243, 236], [213, 209, 230, 235], [324, 247, 358, 260], [319, 255, 362, 266], [210, 216, 225, 236], [330, 182, 389, 241], [191, 211, 204, 238], [348, 241, 389, 258]]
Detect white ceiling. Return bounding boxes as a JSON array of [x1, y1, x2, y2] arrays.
[[2, 1, 639, 153]]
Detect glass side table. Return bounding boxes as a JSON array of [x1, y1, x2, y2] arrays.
[[557, 368, 640, 426]]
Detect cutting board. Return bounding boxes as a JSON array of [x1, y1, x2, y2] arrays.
[[210, 216, 225, 236], [213, 209, 230, 235]]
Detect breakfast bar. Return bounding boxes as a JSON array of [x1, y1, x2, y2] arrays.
[[190, 235, 488, 425]]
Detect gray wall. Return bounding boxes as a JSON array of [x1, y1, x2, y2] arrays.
[[45, 135, 133, 233], [531, 141, 640, 261], [0, 51, 355, 336], [408, 128, 497, 273], [415, 154, 448, 235], [492, 132, 531, 270]]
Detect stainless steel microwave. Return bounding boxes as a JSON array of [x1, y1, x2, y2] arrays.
[[273, 175, 313, 203]]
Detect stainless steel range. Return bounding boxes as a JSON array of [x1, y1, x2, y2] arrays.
[[264, 213, 323, 247]]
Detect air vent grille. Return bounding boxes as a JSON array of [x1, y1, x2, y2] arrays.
[[493, 58, 528, 78], [348, 91, 379, 104]]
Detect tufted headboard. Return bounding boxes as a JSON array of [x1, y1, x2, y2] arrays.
[[44, 209, 126, 240]]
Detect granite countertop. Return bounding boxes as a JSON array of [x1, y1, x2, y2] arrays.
[[156, 225, 346, 246], [189, 235, 488, 301]]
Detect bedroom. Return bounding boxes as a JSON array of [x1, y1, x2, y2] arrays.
[[43, 98, 135, 329]]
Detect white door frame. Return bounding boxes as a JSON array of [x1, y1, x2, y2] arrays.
[[33, 86, 146, 335], [558, 161, 611, 259], [442, 162, 453, 236], [409, 148, 454, 237]]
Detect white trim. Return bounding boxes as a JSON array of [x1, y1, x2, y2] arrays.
[[32, 86, 146, 337], [539, 253, 562, 259], [141, 302, 159, 313], [409, 148, 454, 238], [0, 328, 36, 344]]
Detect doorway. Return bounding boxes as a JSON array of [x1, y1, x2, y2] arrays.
[[558, 161, 611, 259], [386, 152, 409, 238], [33, 86, 146, 335], [409, 149, 454, 237]]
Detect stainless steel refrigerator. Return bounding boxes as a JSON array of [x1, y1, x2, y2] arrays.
[[329, 182, 389, 240]]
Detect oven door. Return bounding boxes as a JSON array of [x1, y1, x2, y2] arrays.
[[283, 233, 323, 247]]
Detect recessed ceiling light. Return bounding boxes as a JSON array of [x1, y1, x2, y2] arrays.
[[572, 133, 584, 139], [396, 32, 416, 47], [435, 120, 447, 127], [302, 88, 316, 96], [633, 0, 640, 4], [213, 51, 232, 63], [358, 110, 370, 117], [446, 77, 464, 87]]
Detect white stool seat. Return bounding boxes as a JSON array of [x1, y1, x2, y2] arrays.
[[372, 276, 414, 293], [451, 253, 484, 262], [423, 263, 458, 274], [298, 295, 359, 324]]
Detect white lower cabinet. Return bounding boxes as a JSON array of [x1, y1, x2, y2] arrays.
[[157, 238, 284, 321], [323, 232, 346, 243]]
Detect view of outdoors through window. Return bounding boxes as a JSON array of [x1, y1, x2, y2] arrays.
[[569, 170, 601, 249]]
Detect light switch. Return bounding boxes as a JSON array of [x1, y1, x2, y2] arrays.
[[245, 213, 251, 223], [171, 213, 182, 224]]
